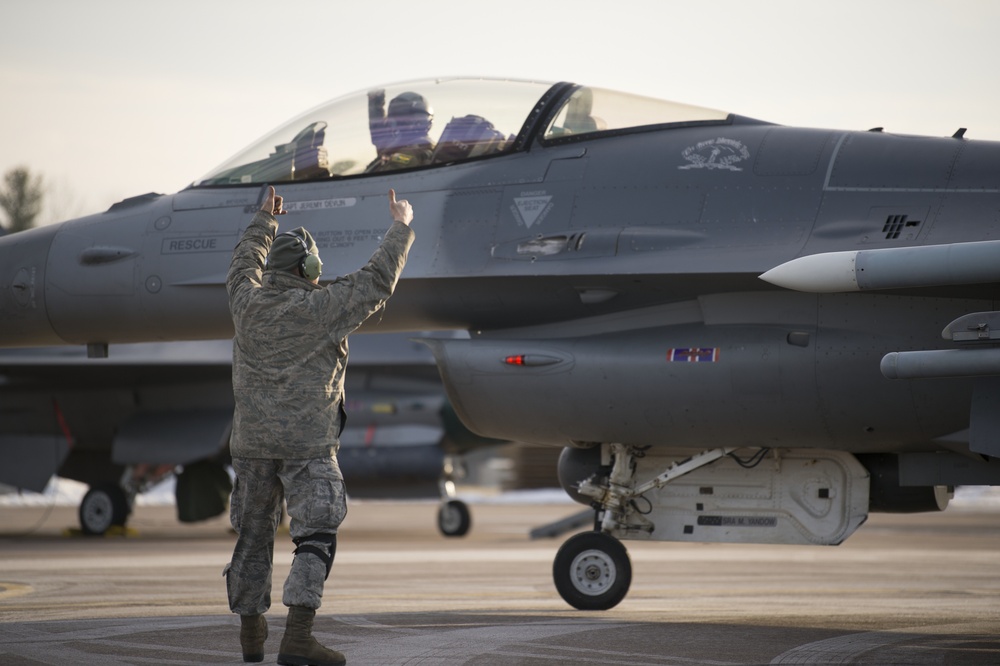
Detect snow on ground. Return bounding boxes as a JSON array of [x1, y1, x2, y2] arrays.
[[2, 477, 999, 510], [0, 477, 176, 507]]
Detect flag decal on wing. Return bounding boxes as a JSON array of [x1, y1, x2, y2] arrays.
[[667, 347, 720, 362]]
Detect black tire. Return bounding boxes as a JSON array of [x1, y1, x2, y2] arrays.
[[437, 499, 471, 537], [553, 531, 632, 610], [79, 484, 130, 536]]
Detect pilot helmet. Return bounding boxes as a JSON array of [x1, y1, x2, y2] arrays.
[[386, 91, 433, 136]]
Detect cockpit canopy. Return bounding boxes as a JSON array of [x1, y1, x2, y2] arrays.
[[193, 77, 730, 187]]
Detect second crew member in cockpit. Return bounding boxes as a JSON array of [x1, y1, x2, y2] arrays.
[[366, 89, 435, 172]]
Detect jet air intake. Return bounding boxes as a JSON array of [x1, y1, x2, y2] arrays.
[[0, 223, 65, 347], [857, 453, 951, 513]]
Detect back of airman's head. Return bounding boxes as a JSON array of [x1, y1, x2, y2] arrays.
[[266, 228, 323, 280]]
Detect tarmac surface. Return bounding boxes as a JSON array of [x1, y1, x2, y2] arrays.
[[0, 497, 998, 665]]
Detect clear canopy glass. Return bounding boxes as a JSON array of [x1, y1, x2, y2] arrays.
[[193, 78, 730, 187], [543, 86, 729, 139]]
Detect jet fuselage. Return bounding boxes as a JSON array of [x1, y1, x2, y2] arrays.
[[1, 81, 998, 460]]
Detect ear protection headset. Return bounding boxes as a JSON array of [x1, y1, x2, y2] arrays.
[[282, 230, 323, 281]]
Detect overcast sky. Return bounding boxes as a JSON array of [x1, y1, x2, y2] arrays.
[[2, 0, 998, 225]]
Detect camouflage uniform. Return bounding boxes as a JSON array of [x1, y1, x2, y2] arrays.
[[224, 207, 414, 614]]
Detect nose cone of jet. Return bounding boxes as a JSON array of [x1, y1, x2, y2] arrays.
[[0, 224, 65, 347]]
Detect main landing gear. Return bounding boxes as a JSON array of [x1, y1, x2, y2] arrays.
[[551, 444, 734, 610], [77, 464, 175, 536], [79, 483, 131, 536], [550, 443, 871, 610], [553, 531, 632, 611]]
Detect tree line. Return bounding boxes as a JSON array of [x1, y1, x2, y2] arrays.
[[0, 166, 46, 234]]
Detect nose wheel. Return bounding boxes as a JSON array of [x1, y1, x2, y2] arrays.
[[553, 531, 631, 610], [437, 499, 471, 537]]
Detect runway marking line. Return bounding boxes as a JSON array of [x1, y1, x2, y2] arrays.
[[0, 583, 33, 600]]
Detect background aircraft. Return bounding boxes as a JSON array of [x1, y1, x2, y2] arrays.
[[0, 332, 496, 537], [1, 77, 998, 610]]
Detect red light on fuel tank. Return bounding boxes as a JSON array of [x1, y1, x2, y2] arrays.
[[501, 354, 561, 367]]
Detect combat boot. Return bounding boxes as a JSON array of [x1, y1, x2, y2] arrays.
[[277, 605, 346, 666], [239, 613, 268, 662]]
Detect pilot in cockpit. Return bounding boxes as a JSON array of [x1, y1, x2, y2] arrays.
[[366, 89, 436, 172]]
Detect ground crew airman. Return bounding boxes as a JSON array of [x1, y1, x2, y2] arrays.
[[224, 186, 415, 665]]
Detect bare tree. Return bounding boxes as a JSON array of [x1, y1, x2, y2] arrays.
[[41, 175, 88, 226], [0, 166, 45, 233]]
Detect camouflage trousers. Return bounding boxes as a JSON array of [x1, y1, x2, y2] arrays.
[[225, 456, 348, 614]]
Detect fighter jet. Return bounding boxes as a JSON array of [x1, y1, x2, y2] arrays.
[[1, 77, 999, 610], [0, 333, 493, 538]]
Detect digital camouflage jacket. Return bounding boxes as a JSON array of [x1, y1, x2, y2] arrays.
[[227, 209, 414, 460]]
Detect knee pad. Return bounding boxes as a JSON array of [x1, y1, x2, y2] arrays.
[[292, 533, 337, 580]]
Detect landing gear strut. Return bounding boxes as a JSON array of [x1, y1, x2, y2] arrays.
[[437, 454, 471, 537], [552, 443, 735, 609]]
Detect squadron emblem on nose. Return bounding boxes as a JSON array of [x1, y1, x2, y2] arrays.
[[679, 138, 750, 171]]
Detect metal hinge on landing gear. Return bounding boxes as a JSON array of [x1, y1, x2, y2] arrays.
[[632, 447, 736, 495], [576, 444, 736, 539]]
